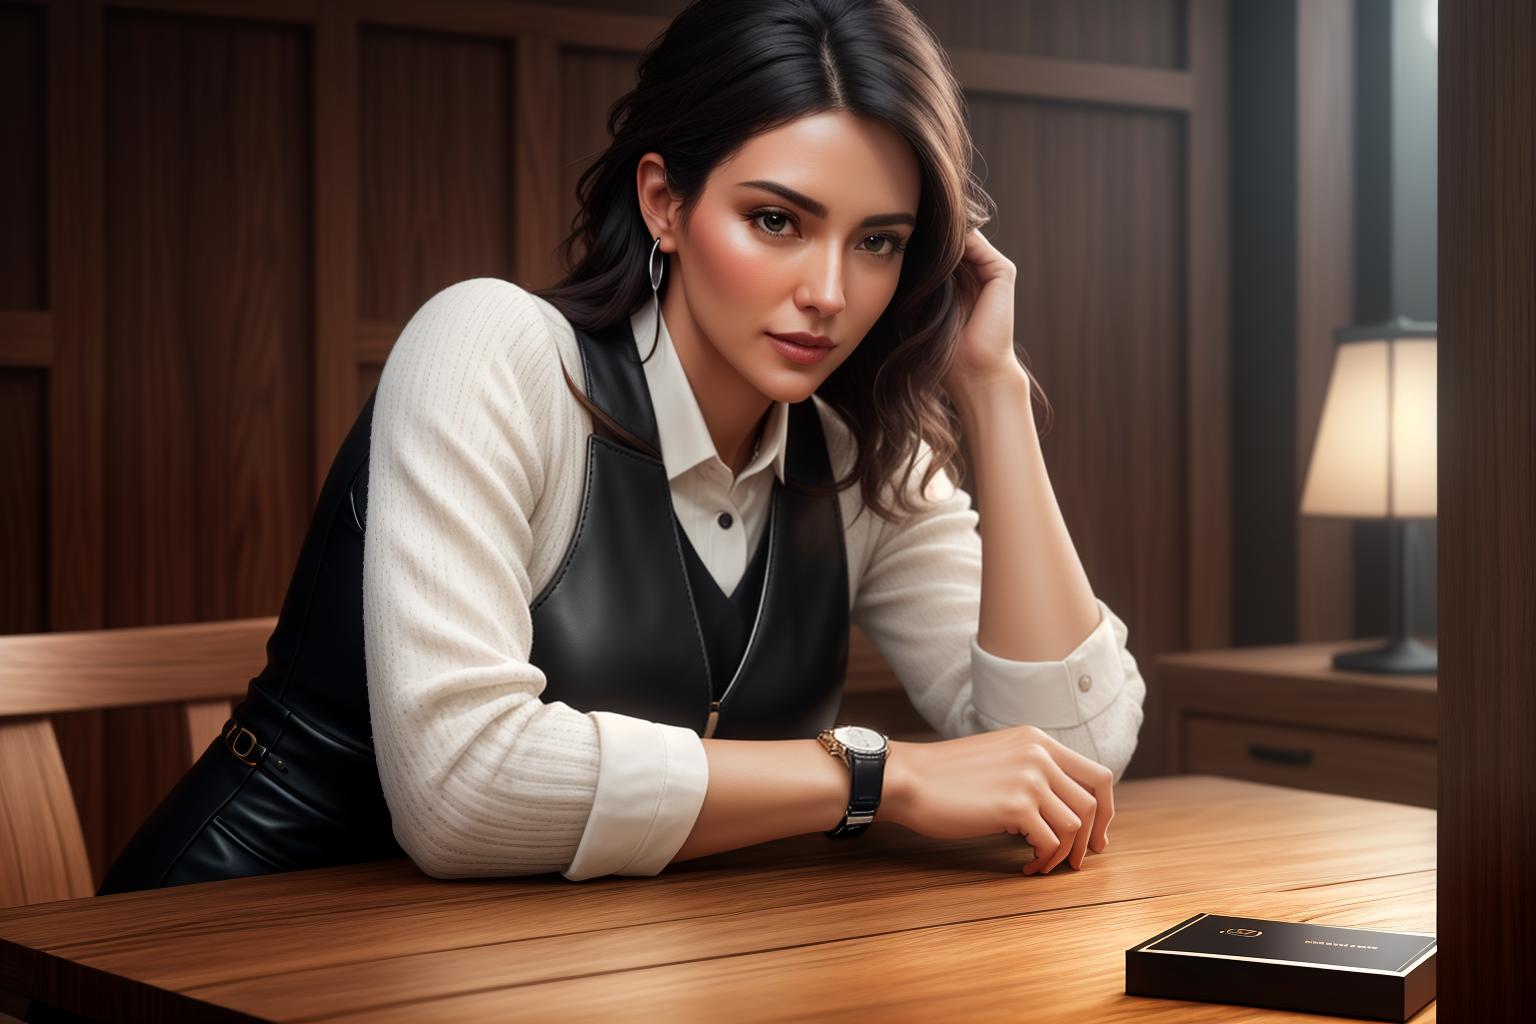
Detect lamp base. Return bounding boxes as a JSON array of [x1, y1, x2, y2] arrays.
[[1332, 636, 1437, 675]]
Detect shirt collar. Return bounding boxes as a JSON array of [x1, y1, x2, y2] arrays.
[[629, 300, 789, 485]]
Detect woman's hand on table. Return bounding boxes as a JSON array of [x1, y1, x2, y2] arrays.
[[879, 727, 1115, 875]]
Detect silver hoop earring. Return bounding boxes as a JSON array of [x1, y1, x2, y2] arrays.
[[642, 237, 664, 362]]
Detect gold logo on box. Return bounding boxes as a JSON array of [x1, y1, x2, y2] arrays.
[[1223, 928, 1264, 937]]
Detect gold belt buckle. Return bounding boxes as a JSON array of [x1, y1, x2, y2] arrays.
[[222, 718, 264, 766]]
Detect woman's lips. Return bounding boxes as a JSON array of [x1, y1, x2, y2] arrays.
[[766, 332, 834, 365]]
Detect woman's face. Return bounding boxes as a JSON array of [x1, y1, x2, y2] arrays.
[[638, 110, 922, 405]]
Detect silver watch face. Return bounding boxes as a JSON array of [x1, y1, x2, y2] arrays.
[[834, 725, 886, 754]]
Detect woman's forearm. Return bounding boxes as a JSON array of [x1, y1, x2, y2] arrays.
[[670, 738, 908, 863], [955, 367, 1100, 661]]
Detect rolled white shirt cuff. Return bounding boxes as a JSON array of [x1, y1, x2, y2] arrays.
[[562, 711, 710, 881], [969, 597, 1130, 730]]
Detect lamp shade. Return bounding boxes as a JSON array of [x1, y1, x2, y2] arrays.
[[1299, 318, 1437, 519]]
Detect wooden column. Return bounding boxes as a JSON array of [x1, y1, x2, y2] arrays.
[[1185, 0, 1231, 650], [1440, 0, 1536, 1014], [1294, 0, 1355, 642]]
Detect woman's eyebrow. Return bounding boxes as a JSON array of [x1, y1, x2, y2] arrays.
[[736, 179, 916, 228]]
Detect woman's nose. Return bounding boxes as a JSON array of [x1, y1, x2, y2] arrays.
[[797, 247, 846, 317]]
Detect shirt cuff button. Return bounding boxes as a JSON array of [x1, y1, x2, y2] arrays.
[[716, 512, 734, 529], [1077, 674, 1093, 692]]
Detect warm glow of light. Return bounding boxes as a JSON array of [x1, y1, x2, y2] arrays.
[[1300, 338, 1437, 519]]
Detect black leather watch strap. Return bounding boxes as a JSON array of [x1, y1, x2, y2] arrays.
[[825, 747, 885, 838]]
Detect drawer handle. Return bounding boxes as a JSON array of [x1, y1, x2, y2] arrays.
[[1247, 743, 1313, 766]]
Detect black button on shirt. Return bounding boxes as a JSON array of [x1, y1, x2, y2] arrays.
[[717, 512, 734, 529]]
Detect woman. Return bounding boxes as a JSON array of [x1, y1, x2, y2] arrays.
[[61, 0, 1147, 941]]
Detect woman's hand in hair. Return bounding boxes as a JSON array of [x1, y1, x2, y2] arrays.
[[879, 727, 1114, 875], [941, 227, 1030, 406]]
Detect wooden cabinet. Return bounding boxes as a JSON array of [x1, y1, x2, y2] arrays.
[[1155, 641, 1437, 808]]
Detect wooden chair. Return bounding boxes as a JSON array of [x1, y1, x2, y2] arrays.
[[0, 617, 275, 910], [0, 618, 275, 1020]]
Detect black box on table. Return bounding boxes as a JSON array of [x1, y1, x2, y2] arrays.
[[1126, 912, 1436, 1021]]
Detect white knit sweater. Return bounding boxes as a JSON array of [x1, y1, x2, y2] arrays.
[[361, 278, 1147, 883]]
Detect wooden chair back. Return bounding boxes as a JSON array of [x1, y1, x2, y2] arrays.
[[0, 617, 275, 909]]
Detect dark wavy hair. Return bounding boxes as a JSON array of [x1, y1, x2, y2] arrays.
[[533, 0, 1051, 522]]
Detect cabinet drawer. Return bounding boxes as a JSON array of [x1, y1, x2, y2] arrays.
[[1181, 715, 1436, 808]]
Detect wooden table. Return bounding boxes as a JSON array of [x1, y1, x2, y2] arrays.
[[0, 775, 1436, 1023]]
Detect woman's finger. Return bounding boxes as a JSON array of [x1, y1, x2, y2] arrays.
[[1030, 790, 1081, 874], [1039, 754, 1098, 869], [1031, 730, 1116, 852], [1019, 812, 1060, 876]]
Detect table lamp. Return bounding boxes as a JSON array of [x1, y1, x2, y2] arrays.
[[1299, 317, 1437, 674]]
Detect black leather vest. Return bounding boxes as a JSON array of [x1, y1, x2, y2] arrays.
[[90, 311, 850, 900], [528, 319, 851, 739]]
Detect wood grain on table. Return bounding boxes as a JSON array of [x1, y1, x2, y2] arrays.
[[0, 775, 1435, 1023]]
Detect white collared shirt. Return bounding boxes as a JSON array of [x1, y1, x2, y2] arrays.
[[632, 300, 788, 597], [362, 278, 1146, 884]]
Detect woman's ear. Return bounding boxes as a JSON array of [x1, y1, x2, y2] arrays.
[[635, 153, 682, 251]]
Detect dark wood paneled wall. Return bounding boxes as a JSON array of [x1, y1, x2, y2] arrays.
[[3, 0, 1228, 882], [103, 10, 315, 628], [0, 4, 46, 311], [1440, 0, 1533, 1013], [969, 96, 1189, 680], [358, 27, 515, 324], [0, 369, 47, 635]]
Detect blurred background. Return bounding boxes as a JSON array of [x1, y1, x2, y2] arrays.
[[0, 0, 1439, 884]]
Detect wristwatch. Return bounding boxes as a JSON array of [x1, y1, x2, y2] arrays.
[[817, 725, 889, 838]]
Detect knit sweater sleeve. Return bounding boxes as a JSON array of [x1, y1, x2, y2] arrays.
[[830, 416, 1147, 783], [362, 278, 707, 881]]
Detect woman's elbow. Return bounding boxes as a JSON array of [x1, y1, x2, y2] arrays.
[[384, 798, 467, 879], [389, 814, 569, 881], [379, 769, 587, 880]]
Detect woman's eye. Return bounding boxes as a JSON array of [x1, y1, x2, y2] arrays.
[[859, 233, 909, 258], [752, 210, 795, 236]]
